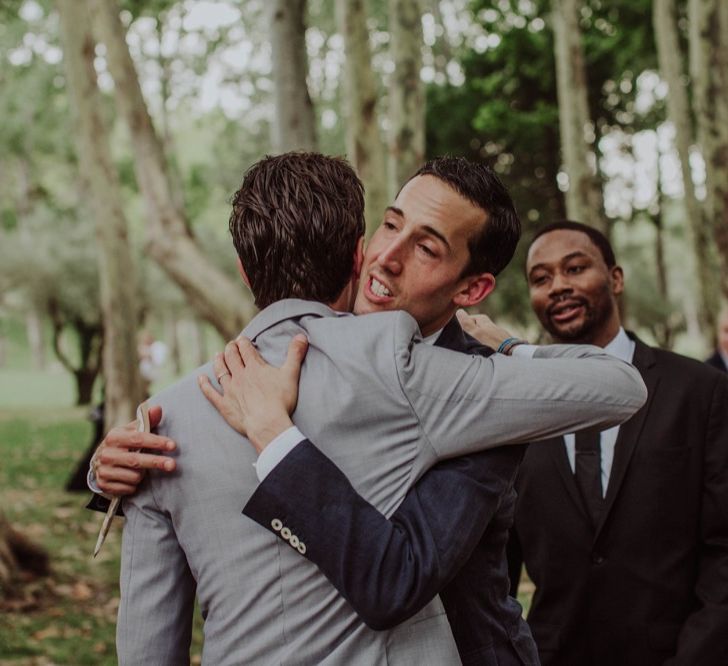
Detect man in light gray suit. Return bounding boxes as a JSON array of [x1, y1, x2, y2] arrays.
[[113, 153, 645, 665]]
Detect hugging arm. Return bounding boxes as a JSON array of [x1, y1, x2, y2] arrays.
[[244, 438, 523, 629]]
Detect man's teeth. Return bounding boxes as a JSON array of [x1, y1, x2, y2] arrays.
[[371, 278, 392, 297]]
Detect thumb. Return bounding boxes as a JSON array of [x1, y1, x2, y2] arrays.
[[456, 308, 473, 332], [148, 405, 163, 429], [284, 334, 308, 380]]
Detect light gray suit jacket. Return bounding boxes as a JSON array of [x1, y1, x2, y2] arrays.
[[117, 299, 646, 665]]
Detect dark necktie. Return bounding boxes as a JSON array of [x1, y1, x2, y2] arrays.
[[575, 428, 603, 526]]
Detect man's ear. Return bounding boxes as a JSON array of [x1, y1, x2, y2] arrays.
[[452, 272, 496, 308], [611, 265, 624, 296], [352, 236, 365, 280], [236, 256, 251, 288]]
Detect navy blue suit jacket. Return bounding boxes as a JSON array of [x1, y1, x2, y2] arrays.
[[244, 318, 538, 665]]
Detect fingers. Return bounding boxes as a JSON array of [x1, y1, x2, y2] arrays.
[[199, 374, 225, 411], [456, 308, 474, 332], [148, 405, 163, 429], [97, 446, 176, 472], [236, 336, 263, 367], [224, 340, 245, 374], [283, 334, 308, 381], [97, 481, 139, 496], [104, 427, 175, 453], [213, 353, 231, 386]]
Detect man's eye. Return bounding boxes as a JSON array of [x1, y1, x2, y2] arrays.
[[383, 221, 397, 231], [567, 265, 585, 274], [418, 244, 436, 257], [531, 275, 548, 285]]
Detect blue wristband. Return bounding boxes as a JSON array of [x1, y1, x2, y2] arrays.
[[497, 337, 520, 354]]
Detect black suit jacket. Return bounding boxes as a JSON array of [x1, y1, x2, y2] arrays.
[[706, 350, 727, 373], [244, 317, 538, 665], [507, 334, 728, 666]]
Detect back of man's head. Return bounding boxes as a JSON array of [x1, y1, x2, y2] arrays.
[[229, 152, 365, 309], [530, 220, 616, 268], [412, 157, 521, 276]]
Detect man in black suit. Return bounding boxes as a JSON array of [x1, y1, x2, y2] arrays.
[[507, 221, 728, 665], [705, 309, 728, 372]]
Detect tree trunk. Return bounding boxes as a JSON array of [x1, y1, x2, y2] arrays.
[[0, 512, 49, 596], [653, 0, 719, 337], [551, 0, 607, 232], [57, 0, 145, 427], [268, 0, 317, 152], [48, 302, 103, 406], [388, 0, 425, 198], [336, 0, 388, 236], [650, 207, 675, 349], [689, 0, 728, 303], [165, 312, 182, 376], [89, 0, 254, 340], [25, 308, 46, 371]]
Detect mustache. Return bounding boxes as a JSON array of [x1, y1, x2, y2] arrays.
[[546, 296, 588, 317]]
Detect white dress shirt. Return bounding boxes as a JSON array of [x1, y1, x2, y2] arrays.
[[562, 327, 635, 496]]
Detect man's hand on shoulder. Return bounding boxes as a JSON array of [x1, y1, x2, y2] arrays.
[[91, 405, 176, 496], [456, 309, 527, 354], [198, 334, 308, 454]]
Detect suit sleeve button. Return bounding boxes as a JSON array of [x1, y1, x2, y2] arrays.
[[289, 535, 299, 548], [297, 542, 306, 555], [281, 527, 291, 540], [271, 519, 283, 531]]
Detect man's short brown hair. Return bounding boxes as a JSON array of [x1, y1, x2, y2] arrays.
[[229, 152, 365, 309]]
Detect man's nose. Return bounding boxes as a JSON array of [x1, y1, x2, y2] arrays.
[[548, 272, 572, 297], [378, 238, 404, 275]]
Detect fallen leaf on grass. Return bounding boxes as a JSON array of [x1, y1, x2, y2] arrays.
[[32, 625, 61, 640], [71, 581, 93, 600]]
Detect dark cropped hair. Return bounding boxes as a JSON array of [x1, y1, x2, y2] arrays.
[[411, 157, 521, 276], [229, 152, 365, 309], [531, 220, 616, 268]]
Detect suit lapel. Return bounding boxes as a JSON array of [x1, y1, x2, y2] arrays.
[[595, 336, 658, 539]]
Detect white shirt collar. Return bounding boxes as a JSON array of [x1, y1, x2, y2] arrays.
[[603, 327, 635, 363], [423, 328, 444, 346]]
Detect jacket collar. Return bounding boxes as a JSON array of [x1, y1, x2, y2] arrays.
[[241, 299, 350, 341]]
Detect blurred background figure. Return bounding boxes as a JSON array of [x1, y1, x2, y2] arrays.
[[137, 330, 168, 397], [705, 310, 728, 372]]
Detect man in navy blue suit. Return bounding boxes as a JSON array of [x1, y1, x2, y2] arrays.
[[90, 157, 542, 664]]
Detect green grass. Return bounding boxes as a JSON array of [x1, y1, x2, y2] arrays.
[[0, 407, 203, 664]]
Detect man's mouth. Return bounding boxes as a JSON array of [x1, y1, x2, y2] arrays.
[[548, 300, 586, 324], [365, 276, 394, 301]]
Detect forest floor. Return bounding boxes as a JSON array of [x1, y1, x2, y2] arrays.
[[0, 406, 203, 665]]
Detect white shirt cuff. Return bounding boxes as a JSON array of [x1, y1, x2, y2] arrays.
[[255, 426, 307, 481], [87, 467, 112, 499], [510, 344, 538, 358]]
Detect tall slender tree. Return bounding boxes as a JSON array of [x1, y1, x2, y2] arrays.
[[90, 0, 253, 339], [268, 0, 317, 152], [336, 0, 388, 235], [552, 0, 607, 232], [653, 0, 719, 336], [388, 0, 425, 198], [689, 0, 728, 301], [57, 0, 144, 428]]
